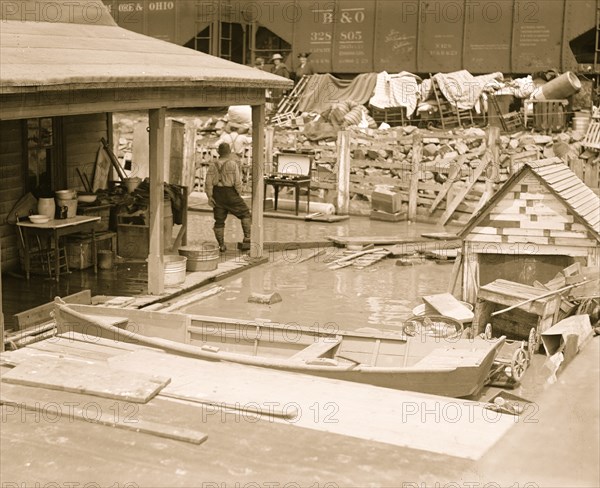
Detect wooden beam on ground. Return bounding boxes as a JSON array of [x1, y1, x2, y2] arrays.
[[408, 132, 422, 220], [0, 382, 208, 445], [2, 356, 171, 403], [336, 131, 351, 215], [251, 104, 265, 258], [148, 107, 166, 295]]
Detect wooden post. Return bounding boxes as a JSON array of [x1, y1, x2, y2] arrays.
[[265, 126, 274, 174], [408, 131, 422, 221], [0, 239, 4, 352], [148, 107, 166, 295], [336, 130, 350, 215], [251, 104, 265, 259], [473, 126, 500, 215]]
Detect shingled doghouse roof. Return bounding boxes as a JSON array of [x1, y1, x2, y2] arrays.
[[0, 0, 292, 95], [459, 158, 600, 241]]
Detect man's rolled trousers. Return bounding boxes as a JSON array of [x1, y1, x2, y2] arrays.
[[205, 143, 251, 252]]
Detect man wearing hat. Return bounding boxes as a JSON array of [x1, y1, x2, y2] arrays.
[[205, 142, 252, 253], [295, 52, 315, 81], [270, 53, 290, 79]]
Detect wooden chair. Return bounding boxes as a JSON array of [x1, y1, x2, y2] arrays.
[[15, 213, 69, 279], [430, 76, 475, 129], [264, 151, 313, 215]]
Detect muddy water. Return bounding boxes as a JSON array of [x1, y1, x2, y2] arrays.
[[181, 251, 453, 332]]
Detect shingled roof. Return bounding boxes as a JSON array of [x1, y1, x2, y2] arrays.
[[0, 0, 292, 94], [459, 158, 600, 241]]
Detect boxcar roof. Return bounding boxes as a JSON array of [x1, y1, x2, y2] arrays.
[[0, 1, 292, 94], [459, 157, 600, 241]]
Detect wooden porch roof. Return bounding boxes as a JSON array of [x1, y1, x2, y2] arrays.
[[0, 1, 292, 95], [459, 158, 600, 241]]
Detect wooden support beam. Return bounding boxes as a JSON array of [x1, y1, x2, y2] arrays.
[[439, 152, 491, 226], [0, 239, 4, 352], [336, 131, 351, 215], [251, 104, 265, 259], [148, 107, 166, 295], [265, 126, 275, 174], [472, 127, 500, 216], [408, 131, 422, 220]]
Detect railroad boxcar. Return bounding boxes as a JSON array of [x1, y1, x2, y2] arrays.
[[102, 0, 597, 76]]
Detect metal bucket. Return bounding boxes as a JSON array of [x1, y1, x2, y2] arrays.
[[164, 255, 187, 286], [572, 116, 591, 133], [179, 243, 219, 272]]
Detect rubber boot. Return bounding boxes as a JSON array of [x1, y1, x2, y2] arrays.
[[214, 227, 227, 253], [240, 217, 252, 251]]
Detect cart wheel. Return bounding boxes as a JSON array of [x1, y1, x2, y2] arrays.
[[528, 328, 537, 355], [510, 347, 530, 382], [484, 323, 493, 340]]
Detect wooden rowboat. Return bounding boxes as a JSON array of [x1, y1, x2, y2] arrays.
[[53, 299, 505, 398]]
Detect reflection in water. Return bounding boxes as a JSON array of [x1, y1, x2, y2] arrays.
[[182, 252, 452, 332]]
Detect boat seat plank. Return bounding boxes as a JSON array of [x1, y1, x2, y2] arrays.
[[289, 337, 341, 362], [413, 348, 488, 368], [1, 356, 170, 403]]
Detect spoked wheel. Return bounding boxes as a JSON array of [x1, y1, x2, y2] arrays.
[[510, 347, 530, 382], [402, 315, 463, 339]]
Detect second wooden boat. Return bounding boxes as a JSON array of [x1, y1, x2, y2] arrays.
[[53, 299, 505, 398]]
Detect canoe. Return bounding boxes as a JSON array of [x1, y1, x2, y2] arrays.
[[53, 299, 505, 398]]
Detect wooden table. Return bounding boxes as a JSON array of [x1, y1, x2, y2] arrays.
[[17, 216, 101, 282]]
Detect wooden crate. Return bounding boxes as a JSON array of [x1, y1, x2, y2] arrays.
[[77, 203, 113, 232], [370, 106, 407, 127], [531, 99, 568, 133], [65, 232, 116, 269]]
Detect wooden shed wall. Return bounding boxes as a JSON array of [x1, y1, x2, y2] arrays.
[[0, 114, 109, 272], [63, 113, 109, 190], [0, 120, 24, 271]]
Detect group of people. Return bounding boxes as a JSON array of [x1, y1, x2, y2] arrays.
[[254, 52, 315, 82]]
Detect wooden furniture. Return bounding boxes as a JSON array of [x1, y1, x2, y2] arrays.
[[530, 99, 568, 133], [17, 215, 100, 282], [264, 151, 313, 215], [430, 76, 474, 129], [472, 279, 561, 349], [488, 94, 523, 132]]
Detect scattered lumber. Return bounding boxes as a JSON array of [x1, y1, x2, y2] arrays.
[[352, 249, 391, 269], [2, 356, 170, 403], [0, 382, 208, 445]]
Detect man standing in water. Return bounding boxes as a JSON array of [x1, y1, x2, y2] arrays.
[[205, 143, 251, 252]]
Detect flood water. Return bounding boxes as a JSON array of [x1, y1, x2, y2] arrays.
[[181, 251, 453, 332], [180, 213, 457, 331]]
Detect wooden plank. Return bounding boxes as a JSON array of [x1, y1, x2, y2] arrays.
[[13, 290, 92, 330], [421, 293, 474, 323], [0, 382, 208, 445], [2, 356, 170, 403], [104, 348, 514, 460], [289, 337, 341, 362], [439, 155, 490, 226], [408, 132, 422, 220]]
